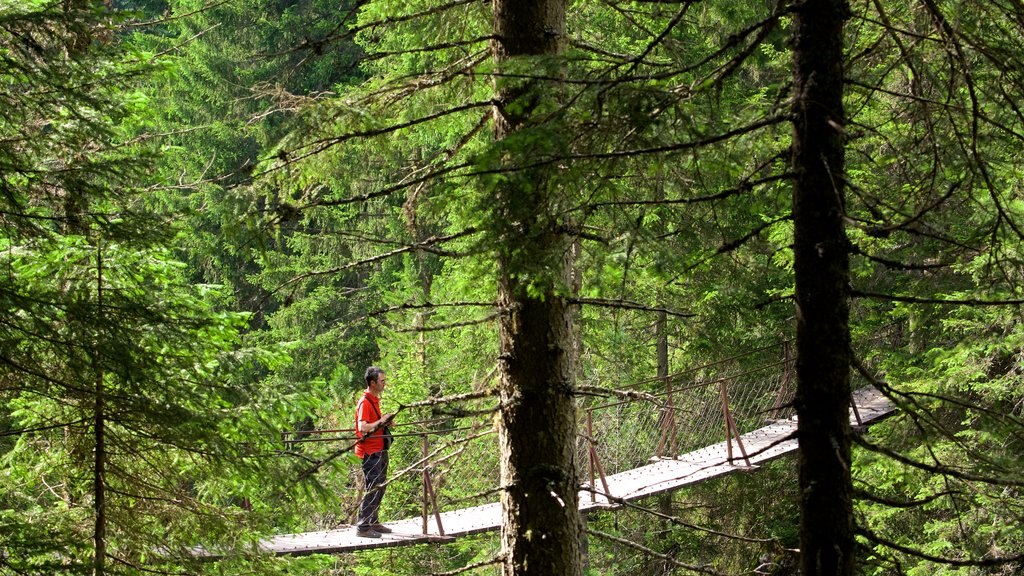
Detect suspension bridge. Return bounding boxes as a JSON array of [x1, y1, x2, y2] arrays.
[[221, 344, 898, 557]]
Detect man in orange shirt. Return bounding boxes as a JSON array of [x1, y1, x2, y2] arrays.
[[354, 366, 395, 538]]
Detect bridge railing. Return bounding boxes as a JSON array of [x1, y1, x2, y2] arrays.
[[285, 339, 896, 535], [382, 417, 499, 532], [577, 341, 798, 491]]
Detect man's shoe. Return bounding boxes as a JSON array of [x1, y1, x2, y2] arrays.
[[355, 528, 381, 539], [371, 523, 392, 533]]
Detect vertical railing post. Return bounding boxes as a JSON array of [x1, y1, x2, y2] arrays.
[[655, 376, 677, 458], [419, 432, 445, 536], [421, 433, 429, 534], [720, 379, 751, 467], [584, 408, 612, 503], [720, 379, 732, 461], [850, 395, 863, 426], [772, 340, 794, 419], [667, 376, 677, 456], [587, 410, 596, 503]]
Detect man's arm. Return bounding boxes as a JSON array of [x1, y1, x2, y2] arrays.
[[357, 407, 395, 434]]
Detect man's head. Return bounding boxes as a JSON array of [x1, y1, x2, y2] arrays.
[[365, 366, 386, 394]]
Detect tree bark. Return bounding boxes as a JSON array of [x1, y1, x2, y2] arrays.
[[492, 2, 581, 575], [791, 1, 854, 575]]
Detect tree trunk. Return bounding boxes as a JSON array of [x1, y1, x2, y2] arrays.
[[492, 2, 581, 575], [93, 243, 106, 576], [791, 1, 853, 575], [496, 261, 581, 576]]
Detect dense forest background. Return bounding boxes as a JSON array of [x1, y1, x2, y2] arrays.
[[2, 0, 1024, 575]]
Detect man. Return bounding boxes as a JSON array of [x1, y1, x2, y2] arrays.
[[353, 366, 395, 538]]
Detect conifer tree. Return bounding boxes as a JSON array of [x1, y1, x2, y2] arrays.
[[131, 0, 1024, 574], [490, 2, 584, 574], [0, 3, 301, 574]]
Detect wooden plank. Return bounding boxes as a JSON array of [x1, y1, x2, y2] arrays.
[[251, 504, 500, 557], [253, 526, 454, 556]]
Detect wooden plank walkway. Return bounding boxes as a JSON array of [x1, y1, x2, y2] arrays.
[[251, 387, 895, 556]]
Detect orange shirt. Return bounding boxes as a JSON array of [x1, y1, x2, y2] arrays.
[[354, 392, 386, 457]]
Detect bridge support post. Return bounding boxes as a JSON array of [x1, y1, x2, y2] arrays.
[[654, 377, 678, 458], [771, 340, 795, 419], [421, 433, 445, 536], [720, 380, 751, 467], [585, 410, 612, 503], [587, 410, 595, 503], [849, 396, 863, 426]]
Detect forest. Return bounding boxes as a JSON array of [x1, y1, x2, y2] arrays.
[[2, 0, 1024, 575]]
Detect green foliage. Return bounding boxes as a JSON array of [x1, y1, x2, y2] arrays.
[[582, 460, 800, 575], [0, 1, 337, 573], [855, 298, 1024, 574], [837, 2, 1024, 570], [2, 0, 1020, 573]]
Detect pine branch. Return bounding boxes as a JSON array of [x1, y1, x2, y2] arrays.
[[428, 555, 504, 576], [0, 418, 89, 437], [850, 248, 951, 272], [570, 297, 694, 318], [852, 435, 1024, 488], [586, 528, 724, 575], [852, 486, 959, 509], [851, 290, 1024, 306], [394, 312, 502, 333], [268, 228, 479, 297], [584, 486, 780, 544], [857, 526, 1024, 568], [588, 173, 792, 210], [274, 100, 493, 168]]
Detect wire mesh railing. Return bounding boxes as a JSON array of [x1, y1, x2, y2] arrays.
[[577, 341, 797, 478]]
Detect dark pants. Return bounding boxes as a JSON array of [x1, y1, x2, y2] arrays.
[[358, 451, 388, 529]]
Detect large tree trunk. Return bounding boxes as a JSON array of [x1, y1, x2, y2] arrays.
[[791, 1, 854, 575], [492, 2, 581, 575], [93, 245, 107, 576]]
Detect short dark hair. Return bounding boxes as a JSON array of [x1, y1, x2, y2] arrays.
[[365, 366, 385, 386]]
